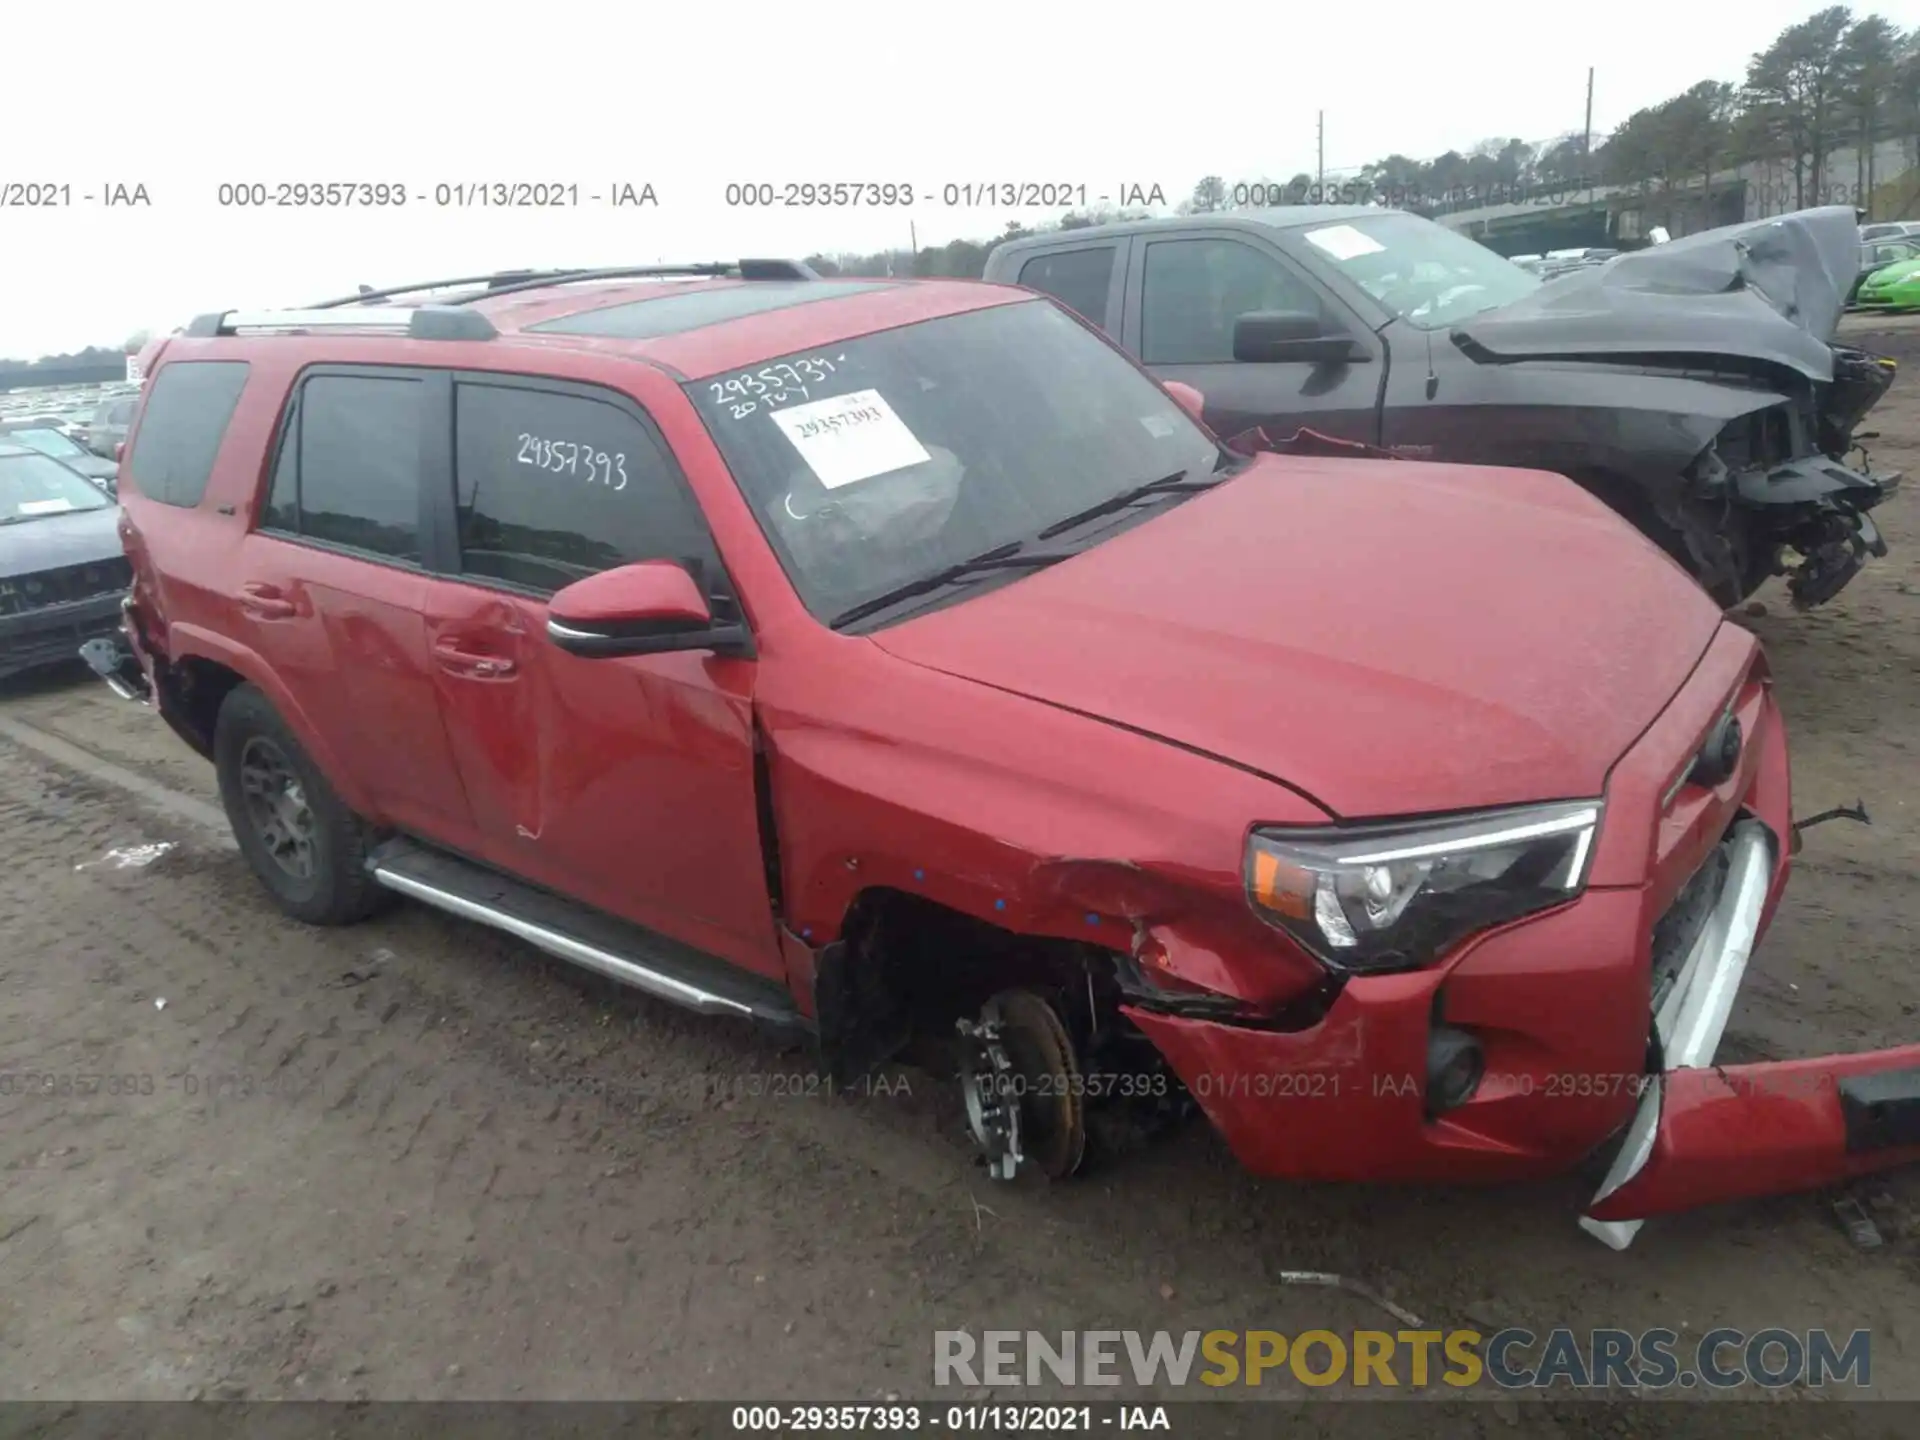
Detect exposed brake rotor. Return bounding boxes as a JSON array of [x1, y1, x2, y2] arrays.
[[955, 988, 1088, 1183]]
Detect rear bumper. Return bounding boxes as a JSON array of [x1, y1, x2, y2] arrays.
[[76, 597, 153, 704], [0, 591, 127, 680]]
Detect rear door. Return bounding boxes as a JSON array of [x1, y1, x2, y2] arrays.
[[1120, 230, 1384, 444], [417, 372, 782, 981], [242, 366, 477, 844], [1008, 239, 1129, 333]]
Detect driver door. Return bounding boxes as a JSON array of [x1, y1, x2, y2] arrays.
[[416, 371, 783, 983], [1121, 233, 1384, 444]]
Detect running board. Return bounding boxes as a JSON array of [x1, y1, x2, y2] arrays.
[[367, 838, 807, 1032]]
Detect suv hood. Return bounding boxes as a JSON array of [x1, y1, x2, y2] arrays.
[[869, 456, 1723, 819], [1453, 205, 1859, 383], [0, 503, 123, 579]]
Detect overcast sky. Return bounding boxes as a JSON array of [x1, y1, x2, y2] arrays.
[[8, 0, 1920, 358]]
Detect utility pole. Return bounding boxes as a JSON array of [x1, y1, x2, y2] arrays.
[[1317, 111, 1325, 197], [1583, 68, 1594, 179]]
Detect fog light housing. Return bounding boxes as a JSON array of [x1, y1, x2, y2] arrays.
[[1426, 1027, 1484, 1116]]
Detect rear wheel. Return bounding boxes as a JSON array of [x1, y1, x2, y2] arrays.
[[214, 685, 386, 926]]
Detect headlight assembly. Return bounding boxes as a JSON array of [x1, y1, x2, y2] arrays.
[[1245, 800, 1602, 974]]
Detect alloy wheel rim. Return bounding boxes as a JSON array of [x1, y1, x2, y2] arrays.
[[237, 736, 316, 880]]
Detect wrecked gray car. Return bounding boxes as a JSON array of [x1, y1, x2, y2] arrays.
[[985, 204, 1899, 607]]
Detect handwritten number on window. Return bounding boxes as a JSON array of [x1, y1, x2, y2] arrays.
[[515, 433, 627, 491], [706, 356, 840, 420]]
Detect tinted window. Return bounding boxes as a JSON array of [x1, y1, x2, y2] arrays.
[[685, 299, 1221, 627], [262, 421, 298, 533], [527, 280, 896, 339], [1017, 248, 1116, 327], [282, 374, 422, 561], [126, 361, 249, 507], [1142, 239, 1330, 365], [453, 382, 713, 594]]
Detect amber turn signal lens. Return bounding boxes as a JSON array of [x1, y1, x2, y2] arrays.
[[1249, 847, 1315, 920]]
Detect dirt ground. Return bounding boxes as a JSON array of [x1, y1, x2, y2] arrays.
[[4, 322, 1920, 1431]]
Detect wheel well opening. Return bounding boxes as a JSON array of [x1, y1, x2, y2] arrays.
[[167, 657, 245, 758], [819, 886, 1134, 1074]]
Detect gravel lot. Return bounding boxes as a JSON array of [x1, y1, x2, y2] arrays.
[[2, 322, 1919, 1433]]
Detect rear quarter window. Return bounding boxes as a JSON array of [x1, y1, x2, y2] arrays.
[[126, 361, 251, 508]]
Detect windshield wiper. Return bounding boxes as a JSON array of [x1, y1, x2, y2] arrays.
[[1035, 465, 1225, 541], [829, 541, 1069, 629]]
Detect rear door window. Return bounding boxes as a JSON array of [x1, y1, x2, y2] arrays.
[[125, 361, 250, 507], [1016, 246, 1119, 329], [450, 380, 719, 596], [260, 371, 424, 563]]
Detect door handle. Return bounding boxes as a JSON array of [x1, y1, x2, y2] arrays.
[[239, 583, 296, 620], [432, 638, 516, 678]]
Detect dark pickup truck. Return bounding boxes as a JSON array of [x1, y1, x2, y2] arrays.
[[983, 205, 1900, 608]]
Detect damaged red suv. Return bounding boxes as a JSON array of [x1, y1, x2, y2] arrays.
[[94, 261, 1920, 1246]]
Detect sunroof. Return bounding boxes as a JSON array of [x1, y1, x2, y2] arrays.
[[527, 280, 897, 339]]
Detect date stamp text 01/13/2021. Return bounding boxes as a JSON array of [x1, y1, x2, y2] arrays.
[[7, 181, 1172, 210]]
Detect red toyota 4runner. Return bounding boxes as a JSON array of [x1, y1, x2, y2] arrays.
[[91, 261, 1920, 1247]]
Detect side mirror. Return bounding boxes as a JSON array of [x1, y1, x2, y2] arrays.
[[1232, 311, 1364, 365], [1162, 380, 1206, 422], [546, 560, 753, 660]]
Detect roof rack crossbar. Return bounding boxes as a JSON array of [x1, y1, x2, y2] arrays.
[[183, 306, 498, 341], [448, 259, 820, 304]]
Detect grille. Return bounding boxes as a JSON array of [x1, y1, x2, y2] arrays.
[[1649, 841, 1732, 1016], [0, 556, 131, 618]]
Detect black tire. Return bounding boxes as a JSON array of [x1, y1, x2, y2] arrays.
[[213, 684, 387, 926]]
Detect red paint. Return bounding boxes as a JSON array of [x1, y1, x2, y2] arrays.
[[870, 455, 1721, 818], [550, 560, 711, 628], [1586, 1047, 1920, 1221], [111, 275, 1917, 1225], [1162, 380, 1206, 422]]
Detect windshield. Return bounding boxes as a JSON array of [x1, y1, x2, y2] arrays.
[[686, 299, 1221, 625], [1298, 212, 1541, 330], [0, 452, 114, 520], [7, 427, 87, 459]]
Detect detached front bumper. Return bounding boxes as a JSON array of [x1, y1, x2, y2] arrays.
[[1126, 626, 1920, 1244]]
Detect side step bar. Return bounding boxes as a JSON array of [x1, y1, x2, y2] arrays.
[[367, 837, 808, 1033]]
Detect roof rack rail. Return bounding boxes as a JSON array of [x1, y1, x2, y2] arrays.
[[445, 259, 819, 304], [183, 305, 498, 341], [306, 260, 818, 311], [306, 269, 592, 309]]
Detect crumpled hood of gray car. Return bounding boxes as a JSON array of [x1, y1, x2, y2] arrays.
[[1452, 205, 1861, 383], [0, 504, 123, 579]]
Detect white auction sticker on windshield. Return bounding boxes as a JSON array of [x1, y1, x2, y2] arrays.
[[1304, 224, 1385, 261], [769, 389, 931, 490], [18, 499, 75, 515]]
